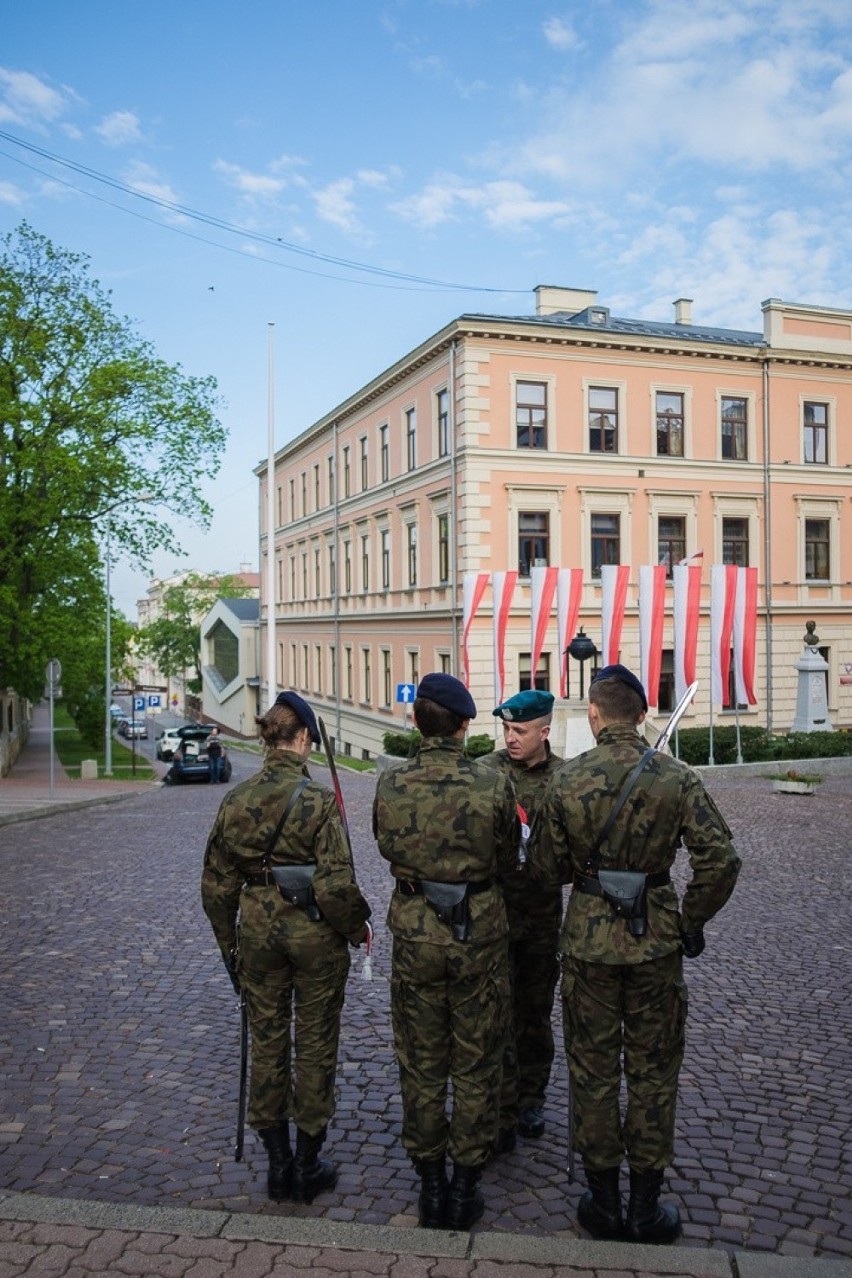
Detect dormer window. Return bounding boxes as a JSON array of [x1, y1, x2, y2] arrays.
[[589, 307, 609, 326]]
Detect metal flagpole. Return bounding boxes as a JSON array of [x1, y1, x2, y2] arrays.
[[265, 323, 277, 707]]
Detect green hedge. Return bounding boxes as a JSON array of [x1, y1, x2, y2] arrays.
[[382, 729, 495, 759], [674, 725, 852, 766]]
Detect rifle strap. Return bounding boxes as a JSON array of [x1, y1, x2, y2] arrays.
[[260, 777, 310, 869], [587, 747, 656, 873]]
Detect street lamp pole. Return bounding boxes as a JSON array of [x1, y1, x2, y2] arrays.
[[104, 524, 113, 776]]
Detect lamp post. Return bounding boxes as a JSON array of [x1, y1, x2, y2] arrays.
[[105, 525, 114, 776], [566, 627, 599, 701]]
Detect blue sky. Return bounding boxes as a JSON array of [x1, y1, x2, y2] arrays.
[[3, 0, 852, 613]]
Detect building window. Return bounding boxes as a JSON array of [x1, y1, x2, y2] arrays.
[[360, 436, 368, 490], [658, 650, 674, 713], [289, 556, 296, 598], [519, 652, 551, 692], [289, 477, 295, 519], [408, 650, 419, 686], [518, 511, 550, 577], [345, 646, 353, 699], [330, 645, 337, 696], [439, 652, 451, 674], [437, 388, 449, 457], [314, 547, 321, 595], [658, 516, 685, 577], [722, 517, 749, 566], [406, 408, 417, 471], [589, 386, 618, 452], [591, 513, 620, 577], [315, 644, 323, 694], [301, 551, 308, 598], [804, 402, 828, 464], [379, 423, 389, 481], [361, 533, 370, 592], [301, 471, 307, 516], [327, 455, 335, 504], [382, 649, 392, 707], [407, 523, 418, 586], [276, 484, 283, 527], [721, 397, 748, 460], [313, 464, 320, 509], [343, 445, 351, 497], [328, 545, 336, 595], [516, 381, 547, 449], [805, 518, 830, 580], [362, 648, 372, 703], [656, 392, 684, 456], [208, 620, 239, 685], [344, 540, 352, 593], [380, 529, 390, 587], [437, 513, 450, 583]]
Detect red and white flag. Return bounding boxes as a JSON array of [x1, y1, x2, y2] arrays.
[[530, 566, 559, 686], [557, 567, 584, 696], [710, 564, 738, 706], [672, 562, 702, 703], [600, 564, 630, 665], [461, 571, 489, 687], [638, 565, 666, 708], [733, 566, 758, 705], [491, 570, 517, 705]]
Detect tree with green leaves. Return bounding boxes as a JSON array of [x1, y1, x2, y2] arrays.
[[137, 572, 254, 694], [0, 222, 226, 705]]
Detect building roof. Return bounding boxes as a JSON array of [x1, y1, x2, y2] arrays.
[[219, 597, 259, 622], [463, 304, 764, 348]]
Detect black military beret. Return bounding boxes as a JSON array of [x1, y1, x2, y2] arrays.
[[416, 673, 477, 720], [591, 663, 648, 712], [273, 690, 321, 744], [493, 689, 555, 722]]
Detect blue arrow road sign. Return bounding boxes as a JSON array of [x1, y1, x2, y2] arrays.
[[396, 683, 417, 704]]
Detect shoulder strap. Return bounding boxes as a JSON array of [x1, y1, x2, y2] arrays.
[[261, 777, 310, 867], [586, 747, 655, 872]]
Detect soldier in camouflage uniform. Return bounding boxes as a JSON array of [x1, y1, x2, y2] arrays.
[[202, 691, 371, 1204], [479, 688, 562, 1151], [373, 673, 519, 1230], [533, 665, 740, 1245]]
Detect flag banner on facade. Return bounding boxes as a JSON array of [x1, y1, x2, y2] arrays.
[[638, 565, 666, 708], [672, 562, 702, 703], [491, 570, 517, 706], [710, 564, 738, 706], [557, 567, 584, 697], [600, 564, 630, 665], [461, 571, 489, 686], [733, 566, 758, 705], [530, 565, 559, 685]]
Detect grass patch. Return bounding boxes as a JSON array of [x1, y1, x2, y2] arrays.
[[52, 704, 155, 782]]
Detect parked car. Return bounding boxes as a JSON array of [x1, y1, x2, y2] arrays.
[[120, 719, 148, 740], [156, 727, 184, 761], [109, 703, 125, 719], [164, 727, 232, 784]]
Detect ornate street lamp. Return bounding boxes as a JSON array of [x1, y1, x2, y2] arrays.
[[565, 627, 599, 701]]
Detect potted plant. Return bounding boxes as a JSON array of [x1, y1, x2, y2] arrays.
[[770, 768, 823, 795]]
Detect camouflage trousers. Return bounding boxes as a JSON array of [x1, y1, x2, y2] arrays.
[[499, 924, 560, 1125], [391, 934, 510, 1167], [238, 916, 350, 1135], [561, 950, 687, 1172]]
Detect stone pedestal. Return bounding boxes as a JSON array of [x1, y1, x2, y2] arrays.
[[552, 700, 595, 760], [80, 759, 99, 779], [791, 629, 832, 733]]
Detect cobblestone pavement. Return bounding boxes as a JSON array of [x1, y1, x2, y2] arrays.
[[0, 749, 850, 1268]]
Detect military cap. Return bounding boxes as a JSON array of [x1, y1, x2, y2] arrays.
[[416, 673, 477, 720], [273, 689, 321, 744], [492, 689, 555, 722], [590, 663, 648, 712]]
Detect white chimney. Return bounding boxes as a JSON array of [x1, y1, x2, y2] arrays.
[[535, 285, 598, 317], [674, 297, 693, 325]]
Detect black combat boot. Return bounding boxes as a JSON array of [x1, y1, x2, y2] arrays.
[[445, 1163, 484, 1230], [624, 1168, 682, 1244], [577, 1166, 623, 1240], [291, 1127, 338, 1204], [517, 1105, 545, 1138], [417, 1156, 449, 1228], [258, 1123, 292, 1201]]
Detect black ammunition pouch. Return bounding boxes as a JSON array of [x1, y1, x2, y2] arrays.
[[269, 863, 322, 922], [421, 881, 470, 942], [596, 870, 648, 937]]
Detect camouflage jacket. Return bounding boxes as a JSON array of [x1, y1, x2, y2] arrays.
[[532, 725, 741, 965], [479, 742, 563, 906], [373, 736, 520, 945], [201, 749, 371, 952]]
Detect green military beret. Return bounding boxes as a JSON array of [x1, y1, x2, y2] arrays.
[[492, 689, 555, 722]]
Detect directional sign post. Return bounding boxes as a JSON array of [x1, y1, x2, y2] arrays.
[[45, 659, 62, 800], [396, 682, 416, 731]]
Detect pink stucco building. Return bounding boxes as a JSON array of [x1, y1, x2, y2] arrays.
[[258, 285, 852, 759]]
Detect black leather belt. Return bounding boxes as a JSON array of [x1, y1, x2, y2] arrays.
[[395, 878, 493, 897], [244, 869, 298, 887], [574, 869, 671, 896]]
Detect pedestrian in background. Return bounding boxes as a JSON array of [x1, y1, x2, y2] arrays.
[[533, 665, 740, 1244], [201, 691, 371, 1204], [479, 688, 563, 1154], [373, 673, 519, 1230], [206, 727, 224, 783]]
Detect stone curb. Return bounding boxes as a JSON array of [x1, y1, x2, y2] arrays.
[[0, 790, 145, 827]]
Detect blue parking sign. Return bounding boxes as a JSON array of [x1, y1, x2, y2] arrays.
[[133, 696, 145, 712], [148, 694, 161, 708]]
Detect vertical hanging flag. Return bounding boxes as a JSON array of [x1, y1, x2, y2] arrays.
[[638, 565, 666, 707], [530, 565, 559, 685], [672, 562, 702, 703], [461, 571, 489, 687], [600, 564, 630, 665], [557, 567, 584, 696], [710, 564, 738, 706], [732, 566, 758, 705], [491, 570, 517, 706]]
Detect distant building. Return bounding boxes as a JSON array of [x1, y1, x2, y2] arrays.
[[200, 596, 261, 737], [257, 285, 852, 759]]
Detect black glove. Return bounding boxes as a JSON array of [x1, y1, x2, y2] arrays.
[[681, 928, 706, 959], [222, 950, 241, 994]]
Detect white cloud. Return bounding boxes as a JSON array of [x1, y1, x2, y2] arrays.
[[542, 17, 580, 51], [213, 154, 307, 201], [0, 180, 26, 205], [0, 68, 70, 127], [121, 160, 181, 208], [313, 178, 360, 233], [95, 110, 142, 146], [391, 175, 572, 231]]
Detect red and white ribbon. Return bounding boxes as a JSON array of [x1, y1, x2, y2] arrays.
[[600, 564, 630, 665], [461, 571, 489, 686], [638, 565, 666, 708], [529, 566, 559, 686], [710, 564, 738, 706], [733, 566, 758, 706], [557, 568, 584, 696], [672, 562, 702, 704], [491, 570, 517, 705]]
